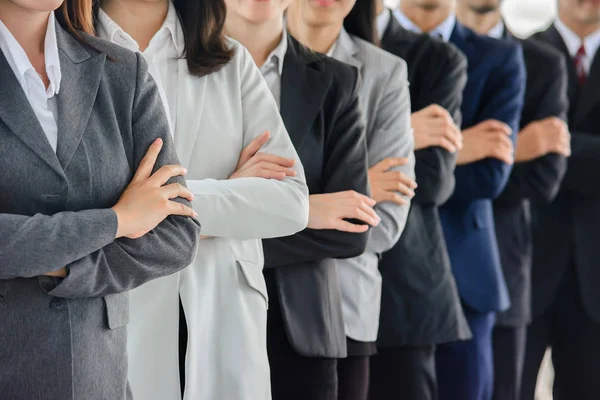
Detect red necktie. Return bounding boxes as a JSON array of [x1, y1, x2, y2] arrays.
[[574, 44, 587, 87]]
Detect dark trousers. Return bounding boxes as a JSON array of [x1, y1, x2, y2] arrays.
[[492, 325, 526, 400], [267, 289, 337, 400], [338, 355, 370, 400], [521, 267, 600, 400], [369, 345, 437, 400], [436, 308, 496, 400]]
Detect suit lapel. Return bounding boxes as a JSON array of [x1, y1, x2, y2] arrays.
[[334, 29, 363, 72], [55, 24, 105, 170], [381, 10, 413, 54], [0, 41, 64, 177], [449, 22, 472, 59], [540, 25, 579, 107], [174, 58, 207, 167], [281, 36, 331, 150]]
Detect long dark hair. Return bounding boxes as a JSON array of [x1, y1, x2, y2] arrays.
[[344, 0, 378, 45]]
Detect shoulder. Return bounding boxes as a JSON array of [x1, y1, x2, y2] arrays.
[[81, 33, 140, 68], [353, 36, 407, 79], [522, 36, 565, 66]]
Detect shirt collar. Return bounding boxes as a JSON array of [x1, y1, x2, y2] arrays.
[[97, 1, 183, 54], [392, 9, 455, 42], [487, 19, 505, 39], [264, 29, 288, 76], [555, 18, 600, 59], [0, 11, 61, 96], [376, 9, 391, 40]]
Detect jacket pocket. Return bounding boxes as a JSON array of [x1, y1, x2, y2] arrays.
[[103, 292, 129, 329], [236, 259, 269, 307]]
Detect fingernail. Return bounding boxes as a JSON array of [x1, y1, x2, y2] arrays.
[[193, 212, 198, 218], [155, 138, 162, 145], [183, 168, 188, 174], [191, 194, 196, 200]]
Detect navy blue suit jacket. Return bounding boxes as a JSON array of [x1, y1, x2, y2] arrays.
[[439, 22, 526, 313]]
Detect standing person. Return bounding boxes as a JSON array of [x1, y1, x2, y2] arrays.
[[369, 2, 471, 400], [287, 0, 416, 398], [391, 1, 526, 399], [97, 1, 310, 399], [226, 1, 391, 398], [0, 1, 201, 399], [456, 1, 571, 399], [522, 0, 600, 398]]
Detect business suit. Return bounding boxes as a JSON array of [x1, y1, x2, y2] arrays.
[[111, 33, 310, 400], [435, 21, 526, 400], [370, 13, 471, 400], [491, 27, 568, 400], [330, 28, 415, 399], [0, 22, 200, 400], [261, 34, 370, 400], [520, 24, 600, 400]]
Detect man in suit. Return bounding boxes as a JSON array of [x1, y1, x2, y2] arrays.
[[369, 2, 471, 400], [391, 1, 526, 399], [456, 2, 571, 399], [520, 1, 600, 398]]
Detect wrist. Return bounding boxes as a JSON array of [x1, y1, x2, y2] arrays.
[[110, 206, 127, 239]]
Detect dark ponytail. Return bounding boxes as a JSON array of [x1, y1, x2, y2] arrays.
[[344, 0, 378, 45]]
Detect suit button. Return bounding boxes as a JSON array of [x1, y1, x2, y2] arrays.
[[41, 194, 60, 201], [0, 293, 5, 303], [49, 298, 64, 309]]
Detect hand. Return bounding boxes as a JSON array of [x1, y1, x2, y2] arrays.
[[457, 120, 514, 165], [112, 138, 197, 239], [412, 104, 463, 152], [368, 158, 416, 205], [44, 267, 67, 278], [230, 131, 297, 180], [515, 117, 571, 162], [308, 191, 379, 233]]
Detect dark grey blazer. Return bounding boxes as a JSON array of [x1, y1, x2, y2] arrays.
[[377, 15, 471, 347], [0, 23, 200, 399], [493, 28, 569, 327], [531, 25, 600, 324], [262, 35, 370, 358]]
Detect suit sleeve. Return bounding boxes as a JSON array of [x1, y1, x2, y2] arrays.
[[413, 45, 467, 206], [495, 52, 569, 205], [1, 54, 202, 297], [448, 43, 526, 202], [185, 43, 309, 240], [263, 65, 371, 267], [366, 60, 415, 254]]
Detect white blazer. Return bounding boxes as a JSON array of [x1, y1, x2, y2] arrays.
[[124, 38, 309, 400]]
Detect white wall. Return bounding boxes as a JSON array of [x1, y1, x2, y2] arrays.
[[383, 0, 557, 37]]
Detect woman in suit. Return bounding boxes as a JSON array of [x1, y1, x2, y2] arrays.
[[96, 1, 310, 399], [225, 1, 381, 399], [287, 0, 416, 398], [0, 1, 200, 399]]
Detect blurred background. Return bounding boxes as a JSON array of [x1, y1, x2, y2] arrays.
[[384, 0, 557, 37]]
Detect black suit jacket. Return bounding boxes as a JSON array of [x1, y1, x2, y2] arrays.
[[531, 25, 600, 323], [262, 35, 370, 358], [493, 28, 569, 327], [376, 13, 471, 347]]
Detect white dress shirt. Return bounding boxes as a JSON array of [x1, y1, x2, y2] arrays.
[[393, 9, 456, 42], [377, 9, 391, 40], [555, 18, 600, 75], [487, 20, 505, 39], [259, 29, 288, 108], [97, 2, 181, 135], [0, 12, 61, 152]]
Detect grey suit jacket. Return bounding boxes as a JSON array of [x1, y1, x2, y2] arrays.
[[331, 29, 415, 342], [0, 23, 200, 400]]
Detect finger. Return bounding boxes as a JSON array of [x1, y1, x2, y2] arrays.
[[379, 180, 415, 197], [331, 219, 370, 233], [341, 191, 377, 207], [357, 201, 381, 223], [371, 157, 409, 172], [380, 191, 409, 205], [162, 183, 195, 202], [167, 201, 198, 218], [380, 171, 418, 189], [250, 167, 287, 180], [436, 136, 458, 153], [489, 148, 514, 164], [133, 138, 163, 183], [246, 153, 295, 169], [349, 207, 380, 227], [426, 104, 447, 118], [238, 132, 270, 167], [256, 161, 297, 177], [148, 165, 188, 186], [484, 120, 512, 134]]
